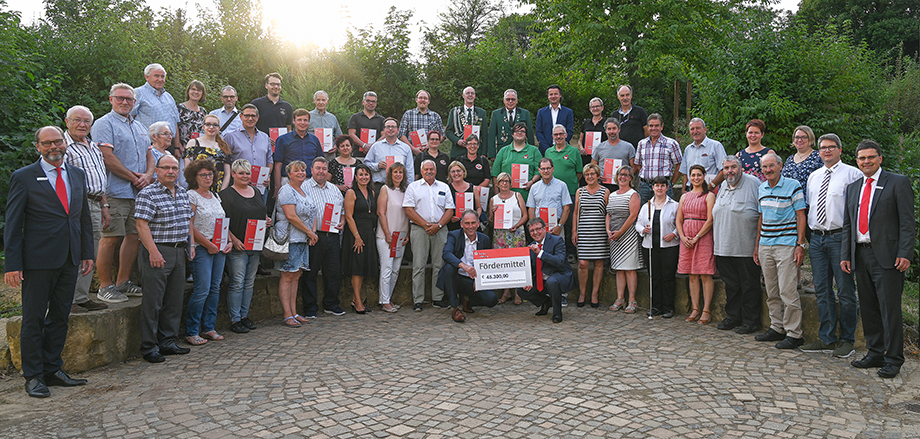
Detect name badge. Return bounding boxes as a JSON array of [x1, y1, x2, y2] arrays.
[[37, 177, 48, 181]]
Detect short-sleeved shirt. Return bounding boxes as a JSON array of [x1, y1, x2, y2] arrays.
[[453, 154, 491, 186], [781, 150, 822, 205], [302, 177, 344, 228], [209, 107, 242, 135], [250, 95, 293, 135], [188, 190, 225, 246], [398, 108, 445, 147], [275, 183, 318, 243], [273, 131, 323, 178], [758, 176, 805, 247], [403, 179, 455, 224], [636, 135, 682, 181], [491, 143, 542, 196], [414, 150, 450, 183], [219, 186, 267, 243], [613, 104, 648, 148], [526, 177, 573, 212], [592, 139, 635, 167], [134, 181, 193, 243], [90, 110, 150, 199], [346, 111, 385, 158], [225, 128, 273, 168], [713, 173, 761, 257], [130, 82, 179, 134], [363, 139, 415, 184], [542, 145, 583, 195], [680, 137, 727, 177], [63, 131, 107, 197]]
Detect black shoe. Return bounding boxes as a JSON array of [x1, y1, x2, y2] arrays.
[[576, 301, 585, 308], [775, 336, 804, 350], [754, 328, 786, 342], [552, 314, 563, 323], [44, 370, 87, 387], [661, 310, 674, 319], [230, 321, 251, 334], [536, 301, 551, 316], [241, 317, 257, 330], [734, 324, 759, 334], [851, 355, 886, 369], [413, 303, 423, 312], [143, 351, 166, 363], [160, 344, 191, 355], [877, 364, 901, 378], [324, 306, 346, 316], [432, 299, 450, 309], [590, 301, 599, 308], [25, 378, 50, 398], [717, 318, 740, 331], [647, 308, 661, 317]]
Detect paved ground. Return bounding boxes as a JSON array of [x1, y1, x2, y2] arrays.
[[1, 303, 918, 438]]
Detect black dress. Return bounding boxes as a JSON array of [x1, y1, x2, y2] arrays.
[[342, 186, 378, 276]]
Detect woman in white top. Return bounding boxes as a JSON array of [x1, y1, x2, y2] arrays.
[[185, 159, 231, 345], [488, 171, 528, 304], [376, 162, 410, 313], [635, 176, 680, 318]]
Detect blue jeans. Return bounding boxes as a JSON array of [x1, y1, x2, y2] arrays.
[[186, 249, 226, 336], [809, 232, 858, 344], [226, 249, 260, 322]]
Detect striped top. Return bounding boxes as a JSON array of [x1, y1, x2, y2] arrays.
[[757, 176, 805, 246]]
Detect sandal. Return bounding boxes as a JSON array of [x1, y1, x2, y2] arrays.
[[382, 304, 398, 313], [624, 301, 638, 313], [186, 335, 207, 345], [609, 299, 625, 311], [283, 316, 302, 328], [202, 331, 224, 341], [514, 296, 523, 305], [686, 308, 700, 322], [294, 314, 312, 323], [698, 310, 711, 325]]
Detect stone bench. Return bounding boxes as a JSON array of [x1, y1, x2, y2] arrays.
[[2, 265, 863, 374]]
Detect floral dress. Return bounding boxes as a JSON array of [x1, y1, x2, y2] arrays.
[[737, 147, 770, 182], [781, 150, 822, 205], [184, 139, 229, 192], [177, 103, 207, 147]]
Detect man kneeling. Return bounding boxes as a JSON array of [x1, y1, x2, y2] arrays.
[[518, 217, 576, 323], [436, 210, 498, 322]]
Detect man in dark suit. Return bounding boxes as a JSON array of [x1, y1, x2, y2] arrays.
[[518, 217, 576, 323], [5, 126, 94, 397], [534, 84, 575, 153], [841, 140, 915, 379], [436, 210, 498, 322], [444, 86, 489, 158], [487, 89, 535, 158]]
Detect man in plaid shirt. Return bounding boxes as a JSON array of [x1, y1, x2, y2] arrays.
[[398, 90, 444, 155], [634, 113, 683, 205], [134, 155, 194, 363]]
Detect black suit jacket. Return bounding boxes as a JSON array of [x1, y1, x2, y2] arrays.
[[529, 233, 576, 291], [436, 230, 491, 290], [5, 160, 93, 272], [841, 169, 915, 269]]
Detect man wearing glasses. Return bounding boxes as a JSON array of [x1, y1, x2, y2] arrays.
[[487, 89, 534, 158], [250, 72, 293, 144], [347, 91, 385, 158], [225, 104, 273, 201], [90, 83, 155, 304], [209, 85, 243, 135], [364, 117, 415, 190]]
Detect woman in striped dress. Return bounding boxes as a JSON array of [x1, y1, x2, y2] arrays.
[[572, 163, 610, 307], [676, 165, 717, 324], [606, 166, 641, 313]]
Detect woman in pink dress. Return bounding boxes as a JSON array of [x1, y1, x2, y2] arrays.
[[676, 165, 716, 324]]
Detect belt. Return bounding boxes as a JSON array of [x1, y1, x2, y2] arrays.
[[87, 193, 104, 202], [316, 231, 338, 237], [685, 217, 706, 221], [857, 242, 872, 248], [157, 241, 188, 248], [811, 228, 842, 236]]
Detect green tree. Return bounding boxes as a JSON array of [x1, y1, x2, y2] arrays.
[[797, 0, 919, 61]]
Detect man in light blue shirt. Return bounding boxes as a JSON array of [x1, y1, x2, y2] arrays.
[[130, 63, 180, 151], [364, 117, 415, 187], [308, 90, 343, 160], [680, 118, 726, 189], [209, 85, 243, 135], [225, 104, 272, 198], [526, 158, 572, 238]]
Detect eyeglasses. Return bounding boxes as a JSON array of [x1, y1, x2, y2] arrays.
[[856, 155, 879, 161], [365, 99, 377, 104], [241, 114, 258, 119], [818, 145, 838, 151], [39, 139, 65, 147], [267, 82, 282, 87], [794, 136, 809, 141], [157, 165, 180, 171], [197, 173, 213, 178], [552, 132, 566, 137], [69, 118, 92, 125], [504, 98, 517, 101], [203, 123, 220, 128], [221, 95, 237, 99], [158, 132, 173, 137], [384, 125, 398, 129], [112, 96, 135, 103]]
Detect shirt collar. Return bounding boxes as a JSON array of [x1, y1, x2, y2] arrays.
[[464, 233, 478, 245], [40, 157, 65, 172]]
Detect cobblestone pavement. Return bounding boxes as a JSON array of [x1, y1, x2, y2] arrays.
[[1, 303, 918, 438]]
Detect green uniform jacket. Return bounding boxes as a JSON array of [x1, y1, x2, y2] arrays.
[[445, 105, 489, 158], [487, 107, 535, 158]]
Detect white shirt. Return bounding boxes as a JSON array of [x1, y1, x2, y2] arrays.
[[634, 197, 680, 249], [459, 233, 477, 278], [806, 161, 861, 231], [856, 167, 882, 243], [550, 105, 559, 125], [403, 178, 455, 224]]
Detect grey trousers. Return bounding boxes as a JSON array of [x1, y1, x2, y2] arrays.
[[138, 245, 186, 354]]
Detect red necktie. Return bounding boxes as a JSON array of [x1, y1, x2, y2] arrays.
[[536, 243, 544, 290], [858, 177, 873, 235], [55, 167, 69, 214]]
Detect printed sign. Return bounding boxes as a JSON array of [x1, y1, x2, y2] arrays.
[[602, 159, 623, 184], [251, 165, 271, 189], [390, 231, 405, 258], [315, 128, 334, 152], [319, 202, 342, 233], [244, 219, 266, 251], [455, 192, 474, 218], [360, 128, 377, 145], [539, 207, 558, 232], [190, 132, 200, 140], [584, 132, 601, 155], [473, 247, 532, 291], [269, 127, 288, 142], [494, 202, 514, 229], [212, 217, 230, 248], [463, 125, 481, 140], [475, 186, 489, 213], [512, 163, 529, 189], [343, 167, 354, 188], [409, 129, 427, 148]]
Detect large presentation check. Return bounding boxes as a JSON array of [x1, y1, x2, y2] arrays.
[[473, 247, 532, 291]]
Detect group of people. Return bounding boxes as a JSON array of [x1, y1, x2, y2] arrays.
[[6, 67, 916, 399]]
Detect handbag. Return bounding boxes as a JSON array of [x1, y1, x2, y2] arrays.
[[262, 207, 290, 261]]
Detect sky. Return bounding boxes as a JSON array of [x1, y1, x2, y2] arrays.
[[5, 0, 801, 52]]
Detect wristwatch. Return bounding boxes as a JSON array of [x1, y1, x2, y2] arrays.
[[796, 242, 808, 250]]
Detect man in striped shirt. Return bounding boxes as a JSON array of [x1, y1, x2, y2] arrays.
[[754, 152, 807, 350]]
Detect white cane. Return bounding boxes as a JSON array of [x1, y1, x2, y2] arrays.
[[647, 199, 653, 320]]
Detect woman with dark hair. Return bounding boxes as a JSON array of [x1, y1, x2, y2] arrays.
[[329, 135, 358, 193], [453, 134, 491, 187], [376, 162, 410, 312], [676, 164, 717, 324], [177, 80, 207, 147], [414, 130, 450, 182], [736, 119, 774, 182], [184, 114, 232, 191], [342, 164, 378, 314], [184, 159, 230, 345], [636, 175, 679, 318]]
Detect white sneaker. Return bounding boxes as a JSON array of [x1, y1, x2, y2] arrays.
[[97, 285, 129, 303], [117, 281, 143, 297]]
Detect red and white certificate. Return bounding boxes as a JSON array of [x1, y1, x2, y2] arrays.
[[494, 203, 514, 229], [319, 202, 342, 233], [315, 128, 334, 152], [244, 219, 267, 251], [189, 132, 200, 140], [475, 186, 489, 212], [250, 165, 271, 188], [409, 129, 427, 148], [511, 163, 529, 189], [455, 192, 474, 218], [463, 125, 481, 139], [269, 127, 288, 142], [539, 207, 558, 231], [343, 167, 354, 188], [212, 217, 230, 248], [584, 132, 601, 155], [385, 156, 403, 170], [360, 128, 377, 145], [389, 231, 406, 258], [602, 158, 622, 184]]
